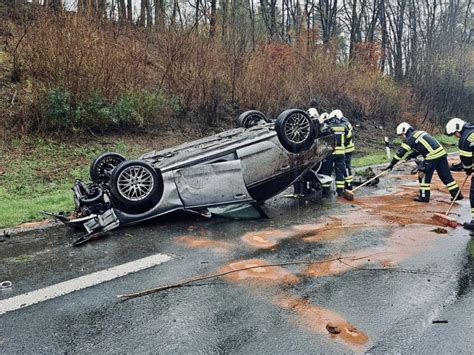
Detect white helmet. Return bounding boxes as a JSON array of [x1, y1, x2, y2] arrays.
[[318, 112, 329, 124], [329, 109, 343, 119], [445, 118, 465, 135], [396, 122, 412, 135], [307, 107, 319, 118]]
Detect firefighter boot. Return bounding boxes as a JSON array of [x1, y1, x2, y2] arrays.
[[413, 196, 429, 203], [450, 189, 464, 201], [463, 220, 474, 230]]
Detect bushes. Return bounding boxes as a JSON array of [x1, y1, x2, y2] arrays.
[[42, 88, 182, 133]]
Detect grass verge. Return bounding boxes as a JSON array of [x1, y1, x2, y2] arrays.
[[0, 136, 147, 228]]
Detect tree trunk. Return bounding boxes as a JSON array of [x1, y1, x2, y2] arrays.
[[210, 0, 217, 37], [126, 0, 133, 22]]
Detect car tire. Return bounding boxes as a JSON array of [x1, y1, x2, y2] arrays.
[[110, 160, 163, 207], [275, 109, 316, 153], [237, 110, 269, 128], [90, 152, 126, 183]]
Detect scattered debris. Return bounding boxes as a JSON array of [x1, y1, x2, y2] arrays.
[[344, 169, 389, 200], [432, 320, 448, 324], [326, 323, 341, 334], [430, 228, 448, 234]]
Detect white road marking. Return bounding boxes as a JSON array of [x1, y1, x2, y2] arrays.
[[0, 253, 172, 316]]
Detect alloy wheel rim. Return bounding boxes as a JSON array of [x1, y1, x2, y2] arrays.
[[284, 113, 311, 144], [117, 166, 154, 201]]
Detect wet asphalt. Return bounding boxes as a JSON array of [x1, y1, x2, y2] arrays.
[[0, 166, 473, 354]]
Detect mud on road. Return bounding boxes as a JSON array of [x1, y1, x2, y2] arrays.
[[1, 161, 473, 353]]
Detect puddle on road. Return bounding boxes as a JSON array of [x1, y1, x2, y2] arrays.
[[273, 294, 369, 349], [220, 259, 299, 284], [175, 235, 232, 253], [456, 238, 474, 298]]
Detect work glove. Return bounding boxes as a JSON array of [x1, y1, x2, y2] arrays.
[[384, 163, 395, 171], [465, 168, 472, 176]]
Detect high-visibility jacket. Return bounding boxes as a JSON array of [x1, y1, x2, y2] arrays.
[[392, 129, 446, 163], [458, 123, 474, 170], [326, 119, 348, 156], [340, 117, 355, 154]]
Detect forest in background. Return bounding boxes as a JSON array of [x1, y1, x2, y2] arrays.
[[0, 0, 472, 135]]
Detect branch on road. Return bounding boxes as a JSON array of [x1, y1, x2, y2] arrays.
[[117, 254, 436, 300]]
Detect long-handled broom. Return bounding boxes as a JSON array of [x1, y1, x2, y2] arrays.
[[343, 169, 390, 201], [432, 174, 469, 228]]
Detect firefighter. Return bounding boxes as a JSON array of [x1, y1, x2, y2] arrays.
[[320, 112, 348, 196], [329, 109, 354, 190], [445, 118, 474, 229], [385, 122, 462, 203]]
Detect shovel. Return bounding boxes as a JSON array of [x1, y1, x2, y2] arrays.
[[432, 174, 469, 228], [343, 169, 390, 201]]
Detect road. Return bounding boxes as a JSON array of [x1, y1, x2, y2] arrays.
[[1, 163, 473, 353]]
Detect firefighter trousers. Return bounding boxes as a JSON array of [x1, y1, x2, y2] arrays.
[[321, 154, 347, 195], [345, 152, 353, 190], [418, 156, 459, 201]]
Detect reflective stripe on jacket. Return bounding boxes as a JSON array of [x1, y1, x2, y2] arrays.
[[393, 130, 446, 162]]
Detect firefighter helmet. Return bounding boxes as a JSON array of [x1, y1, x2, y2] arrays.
[[307, 108, 319, 118], [318, 112, 329, 124], [445, 118, 465, 136], [329, 109, 343, 119], [396, 122, 413, 135]]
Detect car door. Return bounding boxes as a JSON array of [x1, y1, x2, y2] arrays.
[[173, 160, 253, 208]]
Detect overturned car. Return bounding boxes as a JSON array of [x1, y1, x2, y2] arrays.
[[61, 109, 334, 245]]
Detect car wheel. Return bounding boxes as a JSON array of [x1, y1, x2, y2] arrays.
[[110, 160, 163, 207], [90, 152, 126, 183], [275, 109, 316, 153], [237, 110, 269, 128]]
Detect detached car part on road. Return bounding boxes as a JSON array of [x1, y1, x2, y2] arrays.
[[60, 109, 334, 245]]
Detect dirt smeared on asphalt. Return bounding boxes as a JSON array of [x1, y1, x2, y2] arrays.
[[175, 235, 232, 253], [220, 259, 299, 284], [188, 169, 467, 351], [241, 229, 291, 249], [347, 172, 469, 226], [273, 294, 369, 349], [303, 224, 438, 276]]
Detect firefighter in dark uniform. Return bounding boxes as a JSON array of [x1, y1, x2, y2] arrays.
[[329, 109, 355, 190], [385, 122, 462, 202], [445, 118, 474, 229], [320, 113, 348, 196]]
